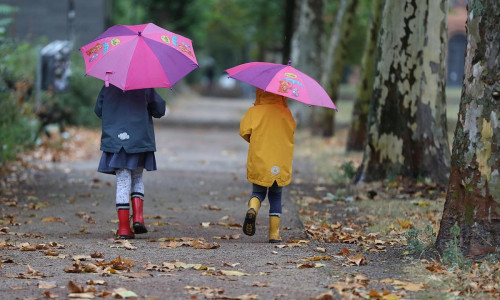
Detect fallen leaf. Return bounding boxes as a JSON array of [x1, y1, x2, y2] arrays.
[[122, 272, 152, 278], [68, 281, 84, 293], [315, 247, 326, 253], [44, 291, 59, 298], [42, 217, 64, 223], [86, 279, 107, 285], [252, 282, 269, 287], [112, 287, 138, 298], [38, 281, 57, 289], [396, 219, 412, 229], [218, 270, 250, 276]]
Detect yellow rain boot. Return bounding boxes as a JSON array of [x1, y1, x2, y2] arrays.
[[243, 197, 261, 236], [269, 216, 282, 243]]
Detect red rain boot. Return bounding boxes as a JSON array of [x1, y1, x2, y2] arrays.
[[117, 209, 135, 239], [131, 197, 148, 234]]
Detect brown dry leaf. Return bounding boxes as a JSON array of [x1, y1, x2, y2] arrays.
[[68, 280, 84, 293], [313, 291, 334, 300], [38, 281, 57, 289], [44, 290, 59, 298], [86, 279, 107, 285], [123, 272, 152, 279], [68, 292, 95, 299], [213, 234, 240, 240], [315, 247, 326, 253], [65, 262, 84, 273], [98, 256, 134, 270], [392, 280, 426, 291], [297, 263, 325, 268], [252, 282, 269, 287], [202, 204, 222, 211], [191, 239, 220, 249], [347, 253, 367, 266], [425, 263, 448, 274], [90, 252, 104, 258], [223, 262, 240, 268], [44, 249, 60, 256], [301, 255, 331, 262], [72, 255, 92, 261], [41, 217, 64, 223], [369, 289, 382, 297], [218, 270, 250, 276], [20, 243, 37, 251], [115, 240, 137, 250], [84, 263, 99, 273]]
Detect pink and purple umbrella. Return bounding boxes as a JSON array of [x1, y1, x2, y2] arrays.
[[225, 61, 337, 110], [80, 23, 199, 91]]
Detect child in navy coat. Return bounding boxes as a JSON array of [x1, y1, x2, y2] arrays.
[[94, 84, 166, 239]]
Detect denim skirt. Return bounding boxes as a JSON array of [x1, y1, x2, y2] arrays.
[[97, 148, 157, 174]]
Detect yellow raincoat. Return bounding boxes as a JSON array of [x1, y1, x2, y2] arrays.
[[240, 89, 296, 187]]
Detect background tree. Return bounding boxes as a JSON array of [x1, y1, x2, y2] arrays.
[[354, 0, 450, 185], [290, 0, 324, 125], [317, 0, 358, 137], [435, 0, 500, 255], [345, 0, 384, 151]]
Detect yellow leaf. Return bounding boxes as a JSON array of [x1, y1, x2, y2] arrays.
[[396, 219, 411, 229], [219, 270, 250, 276]]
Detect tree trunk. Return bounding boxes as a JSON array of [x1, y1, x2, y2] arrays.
[[282, 0, 296, 64], [354, 0, 450, 185], [435, 0, 500, 255], [315, 0, 358, 137], [290, 0, 324, 126], [345, 0, 384, 151]]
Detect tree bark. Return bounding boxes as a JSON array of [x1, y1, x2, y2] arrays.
[[354, 0, 450, 185], [282, 0, 296, 64], [345, 0, 384, 151], [290, 0, 324, 126], [315, 0, 358, 137], [435, 0, 500, 255]]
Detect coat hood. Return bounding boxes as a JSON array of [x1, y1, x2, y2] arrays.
[[255, 88, 287, 106]]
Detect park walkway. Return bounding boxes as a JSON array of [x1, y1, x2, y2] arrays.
[[0, 93, 336, 299]]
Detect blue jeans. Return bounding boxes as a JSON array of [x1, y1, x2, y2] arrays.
[[250, 182, 282, 217]]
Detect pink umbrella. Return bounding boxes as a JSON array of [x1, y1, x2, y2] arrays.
[[225, 61, 337, 110], [80, 23, 198, 91]]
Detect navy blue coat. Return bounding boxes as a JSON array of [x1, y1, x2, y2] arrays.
[[94, 85, 166, 153]]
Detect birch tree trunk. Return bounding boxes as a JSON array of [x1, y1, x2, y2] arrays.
[[435, 0, 500, 255], [345, 0, 384, 151], [316, 0, 358, 137], [354, 0, 450, 185], [290, 0, 324, 126]]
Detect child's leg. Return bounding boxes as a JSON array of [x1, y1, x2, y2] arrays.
[[267, 184, 282, 217], [268, 183, 283, 243], [116, 168, 132, 210], [115, 169, 134, 239], [243, 184, 266, 236], [130, 167, 147, 234], [131, 167, 145, 198]]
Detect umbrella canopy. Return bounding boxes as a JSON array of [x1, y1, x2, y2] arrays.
[[80, 23, 198, 91], [225, 61, 337, 110]]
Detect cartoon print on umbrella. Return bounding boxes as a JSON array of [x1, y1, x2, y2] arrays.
[[226, 61, 337, 110], [80, 23, 199, 91]]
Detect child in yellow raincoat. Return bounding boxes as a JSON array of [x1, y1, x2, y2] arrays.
[[240, 88, 296, 243]]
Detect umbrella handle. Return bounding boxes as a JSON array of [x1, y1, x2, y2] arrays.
[[105, 71, 114, 87]]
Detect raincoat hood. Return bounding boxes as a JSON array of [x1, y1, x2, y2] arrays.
[[254, 88, 287, 106]]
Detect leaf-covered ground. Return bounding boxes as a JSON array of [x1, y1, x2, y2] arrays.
[[0, 95, 499, 299]]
